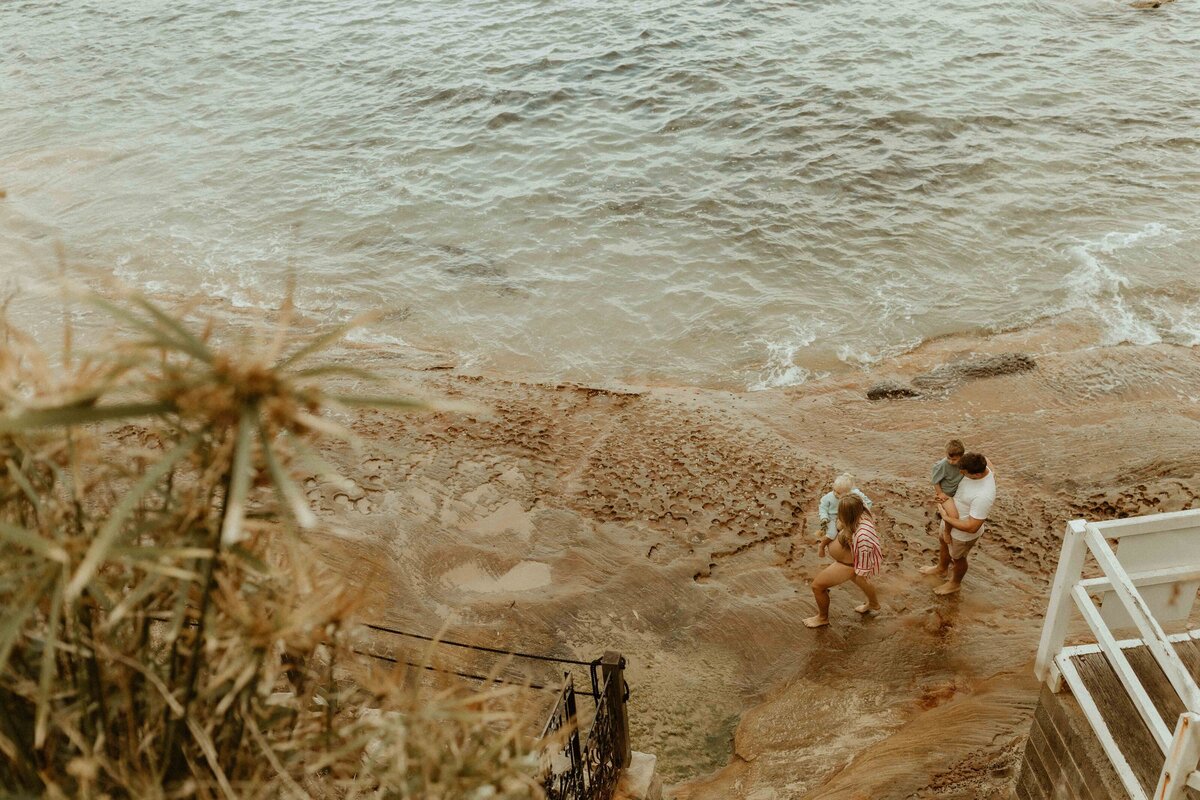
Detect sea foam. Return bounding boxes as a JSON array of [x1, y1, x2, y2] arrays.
[[1062, 223, 1176, 347]]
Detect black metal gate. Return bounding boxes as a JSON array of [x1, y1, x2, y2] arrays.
[[539, 654, 629, 800]]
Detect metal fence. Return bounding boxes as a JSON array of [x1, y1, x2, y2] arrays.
[[355, 623, 631, 800], [539, 652, 630, 800]]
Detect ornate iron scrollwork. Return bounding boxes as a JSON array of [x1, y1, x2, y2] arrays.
[[539, 675, 585, 800], [538, 669, 626, 800]]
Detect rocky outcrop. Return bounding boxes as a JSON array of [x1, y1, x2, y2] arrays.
[[312, 318, 1200, 800], [869, 353, 1037, 398], [867, 381, 922, 400], [911, 353, 1037, 390]]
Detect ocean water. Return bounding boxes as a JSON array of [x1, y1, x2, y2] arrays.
[[1, 0, 1198, 388]]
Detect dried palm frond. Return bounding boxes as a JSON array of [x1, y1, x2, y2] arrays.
[[0, 288, 542, 799]]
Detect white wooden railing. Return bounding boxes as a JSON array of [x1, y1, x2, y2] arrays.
[[1036, 510, 1200, 800]]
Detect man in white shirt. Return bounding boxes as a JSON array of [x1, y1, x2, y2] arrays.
[[925, 452, 995, 595]]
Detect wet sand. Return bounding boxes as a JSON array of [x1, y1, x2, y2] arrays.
[[304, 310, 1200, 799]]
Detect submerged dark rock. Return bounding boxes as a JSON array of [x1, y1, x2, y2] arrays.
[[867, 381, 923, 400], [956, 353, 1037, 378], [869, 354, 1037, 399], [912, 353, 1037, 390]]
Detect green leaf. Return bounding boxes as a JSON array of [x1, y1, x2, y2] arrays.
[[101, 573, 165, 632], [275, 311, 382, 369], [0, 568, 55, 676], [0, 401, 174, 433], [186, 716, 237, 800], [121, 560, 202, 582], [0, 521, 68, 563], [34, 569, 65, 748], [111, 546, 215, 560], [258, 421, 316, 530], [82, 579, 115, 614], [85, 294, 207, 361], [220, 407, 257, 546], [66, 431, 201, 601], [325, 394, 426, 411], [5, 458, 43, 517], [130, 295, 214, 363], [281, 432, 352, 491], [245, 714, 311, 800], [226, 544, 269, 574], [164, 578, 194, 647], [291, 364, 380, 381]]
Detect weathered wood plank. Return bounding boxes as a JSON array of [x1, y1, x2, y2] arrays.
[[1021, 723, 1056, 800], [1045, 671, 1141, 799], [1034, 700, 1100, 800], [1016, 762, 1043, 800], [1126, 646, 1187, 730], [1083, 529, 1200, 715], [1074, 651, 1163, 797], [1174, 639, 1200, 681], [1029, 711, 1091, 800], [1073, 584, 1173, 751]]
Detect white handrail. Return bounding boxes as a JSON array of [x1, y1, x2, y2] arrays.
[[1158, 713, 1200, 800], [1082, 509, 1200, 539], [1071, 584, 1172, 751], [1034, 519, 1088, 686], [1084, 526, 1200, 714], [1034, 512, 1200, 800], [1056, 655, 1149, 800], [1080, 565, 1200, 592]]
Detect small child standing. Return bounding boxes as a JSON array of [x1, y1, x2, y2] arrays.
[[817, 473, 872, 558], [930, 439, 965, 520]]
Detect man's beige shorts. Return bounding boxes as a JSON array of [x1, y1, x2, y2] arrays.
[[942, 529, 980, 560]]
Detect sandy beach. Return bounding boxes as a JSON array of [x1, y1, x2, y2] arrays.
[[291, 309, 1200, 799]]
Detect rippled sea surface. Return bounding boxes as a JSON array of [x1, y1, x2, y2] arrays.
[[1, 0, 1198, 387]]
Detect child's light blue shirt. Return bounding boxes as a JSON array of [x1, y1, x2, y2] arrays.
[[818, 488, 873, 539]]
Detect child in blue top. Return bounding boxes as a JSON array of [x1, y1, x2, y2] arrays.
[[817, 473, 872, 558], [931, 439, 965, 519]]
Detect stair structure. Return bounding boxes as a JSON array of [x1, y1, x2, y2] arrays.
[[1019, 510, 1200, 800]]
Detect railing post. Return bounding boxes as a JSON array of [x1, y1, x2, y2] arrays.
[[1084, 526, 1200, 714], [1036, 519, 1089, 688], [564, 674, 583, 772], [601, 651, 631, 769], [1156, 712, 1200, 799]]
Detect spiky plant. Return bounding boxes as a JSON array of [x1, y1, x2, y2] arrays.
[[0, 290, 541, 799]]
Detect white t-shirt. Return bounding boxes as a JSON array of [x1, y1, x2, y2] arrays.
[[951, 469, 996, 542]]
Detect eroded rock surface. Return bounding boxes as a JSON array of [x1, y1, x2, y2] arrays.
[[911, 352, 1037, 391], [311, 315, 1200, 799]]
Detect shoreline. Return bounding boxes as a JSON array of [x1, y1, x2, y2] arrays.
[[7, 269, 1197, 395]]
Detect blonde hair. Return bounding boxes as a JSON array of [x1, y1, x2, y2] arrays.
[[947, 439, 965, 457], [832, 473, 855, 494]]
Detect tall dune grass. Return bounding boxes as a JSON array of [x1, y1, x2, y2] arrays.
[[0, 290, 541, 798]]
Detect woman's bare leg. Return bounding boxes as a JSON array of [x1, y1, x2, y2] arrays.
[[804, 563, 855, 628], [852, 575, 881, 613]]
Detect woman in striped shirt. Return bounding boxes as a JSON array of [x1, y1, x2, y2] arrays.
[[803, 493, 883, 628]]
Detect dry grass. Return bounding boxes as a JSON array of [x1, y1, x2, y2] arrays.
[[0, 289, 542, 799]]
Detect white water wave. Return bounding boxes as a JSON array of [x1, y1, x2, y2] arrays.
[[749, 326, 818, 391], [1061, 223, 1178, 346]]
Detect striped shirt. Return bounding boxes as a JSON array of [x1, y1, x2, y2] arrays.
[[852, 516, 883, 577]]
